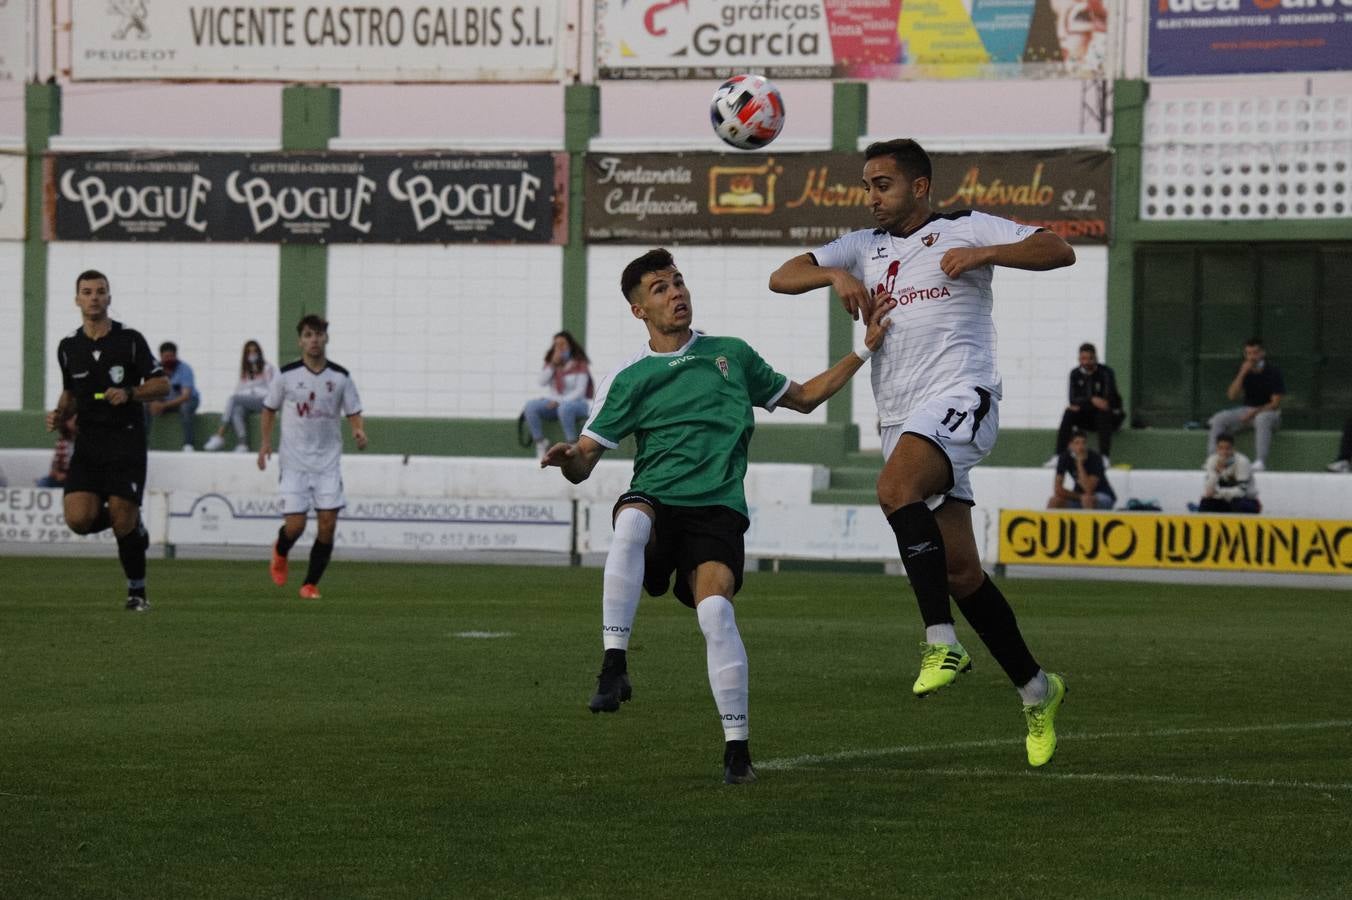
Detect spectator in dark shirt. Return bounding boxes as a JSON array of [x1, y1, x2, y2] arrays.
[[1207, 337, 1283, 471], [1327, 417, 1351, 473], [1047, 429, 1115, 510], [1048, 342, 1123, 466]]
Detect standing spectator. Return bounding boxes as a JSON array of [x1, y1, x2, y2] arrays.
[[1048, 341, 1123, 466], [37, 415, 76, 488], [1197, 433, 1261, 513], [523, 331, 593, 459], [1047, 429, 1115, 510], [1207, 338, 1283, 471], [1326, 417, 1351, 473], [204, 339, 276, 452], [147, 340, 201, 451]]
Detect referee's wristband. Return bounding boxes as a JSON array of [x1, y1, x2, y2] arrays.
[[854, 345, 874, 362]]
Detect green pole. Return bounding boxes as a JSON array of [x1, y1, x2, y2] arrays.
[[277, 85, 340, 350], [827, 82, 868, 427], [562, 84, 600, 343], [22, 82, 61, 412], [1107, 79, 1147, 413]]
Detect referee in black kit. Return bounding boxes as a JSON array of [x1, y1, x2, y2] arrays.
[[47, 270, 169, 611]]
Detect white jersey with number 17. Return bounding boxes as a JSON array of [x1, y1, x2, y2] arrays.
[[264, 359, 362, 474], [812, 209, 1040, 427]]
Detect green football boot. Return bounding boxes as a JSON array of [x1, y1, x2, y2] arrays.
[[1023, 672, 1068, 767], [911, 641, 972, 697]]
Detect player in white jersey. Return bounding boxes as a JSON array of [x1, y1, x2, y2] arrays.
[[257, 315, 367, 600], [769, 139, 1077, 767]]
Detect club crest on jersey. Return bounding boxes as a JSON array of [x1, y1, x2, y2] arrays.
[[326, 380, 334, 393], [109, 365, 125, 384], [716, 356, 729, 379], [921, 233, 940, 247]]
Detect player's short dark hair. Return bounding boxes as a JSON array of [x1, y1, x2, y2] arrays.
[[1216, 433, 1235, 446], [75, 269, 109, 290], [159, 341, 177, 354], [1079, 342, 1097, 356], [297, 314, 328, 335], [864, 139, 932, 190], [1069, 428, 1088, 442], [620, 249, 676, 303]]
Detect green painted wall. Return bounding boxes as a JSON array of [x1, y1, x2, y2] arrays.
[[22, 83, 61, 413], [827, 82, 868, 427], [562, 84, 600, 343], [277, 86, 339, 350]]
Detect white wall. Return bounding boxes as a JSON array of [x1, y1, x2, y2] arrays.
[[326, 244, 563, 419], [44, 243, 280, 413], [586, 245, 831, 425], [0, 242, 23, 410]]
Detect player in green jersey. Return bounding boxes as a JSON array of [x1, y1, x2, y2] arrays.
[[542, 248, 893, 784]]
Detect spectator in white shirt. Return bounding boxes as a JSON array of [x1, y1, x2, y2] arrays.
[[204, 340, 276, 452], [523, 331, 593, 459]]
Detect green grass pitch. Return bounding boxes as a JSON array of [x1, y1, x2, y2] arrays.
[[3, 557, 1350, 899]]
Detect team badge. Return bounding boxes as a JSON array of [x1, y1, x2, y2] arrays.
[[716, 356, 729, 379], [109, 365, 125, 384], [921, 233, 940, 247], [326, 380, 334, 393]]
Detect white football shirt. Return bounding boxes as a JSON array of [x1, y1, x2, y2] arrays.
[[812, 210, 1039, 426], [264, 359, 362, 473]]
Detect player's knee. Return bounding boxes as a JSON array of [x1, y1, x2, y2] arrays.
[[66, 516, 97, 535], [612, 505, 653, 549], [877, 478, 923, 515], [948, 564, 985, 599]]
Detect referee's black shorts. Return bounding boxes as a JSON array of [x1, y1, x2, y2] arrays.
[[64, 426, 148, 505], [612, 491, 749, 608]]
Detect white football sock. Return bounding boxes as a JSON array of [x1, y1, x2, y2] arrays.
[[602, 507, 651, 651], [926, 624, 959, 646], [1018, 669, 1050, 706], [696, 595, 749, 741]]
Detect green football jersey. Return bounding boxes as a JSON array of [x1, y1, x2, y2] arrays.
[[583, 332, 790, 516]]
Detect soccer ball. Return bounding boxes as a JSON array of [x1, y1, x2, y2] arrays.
[[710, 74, 785, 151]]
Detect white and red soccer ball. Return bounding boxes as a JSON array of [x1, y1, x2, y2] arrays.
[[709, 74, 785, 151]]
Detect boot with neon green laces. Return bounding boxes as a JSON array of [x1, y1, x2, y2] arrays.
[[1023, 672, 1068, 767], [912, 641, 972, 697]]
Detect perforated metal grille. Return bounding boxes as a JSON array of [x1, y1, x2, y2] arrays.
[[1141, 95, 1351, 221]]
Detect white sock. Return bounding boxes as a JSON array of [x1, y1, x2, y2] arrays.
[[696, 595, 749, 741], [1018, 669, 1049, 706], [602, 507, 650, 651], [926, 624, 959, 646]]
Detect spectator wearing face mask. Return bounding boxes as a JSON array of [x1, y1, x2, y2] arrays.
[[523, 331, 593, 459], [204, 339, 277, 452]]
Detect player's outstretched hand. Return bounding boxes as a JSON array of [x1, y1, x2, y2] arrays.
[[831, 270, 876, 321], [864, 296, 897, 352], [940, 246, 994, 278], [257, 447, 271, 472], [539, 442, 576, 469]]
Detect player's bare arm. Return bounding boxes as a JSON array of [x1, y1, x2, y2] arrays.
[[542, 435, 605, 483], [940, 231, 1076, 278], [769, 252, 875, 321], [107, 374, 169, 408], [257, 406, 277, 470], [779, 298, 896, 413], [348, 413, 368, 450]]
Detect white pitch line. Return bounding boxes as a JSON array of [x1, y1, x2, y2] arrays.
[[870, 767, 1352, 794], [759, 719, 1352, 771]]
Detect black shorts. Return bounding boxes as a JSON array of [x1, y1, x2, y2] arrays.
[[64, 426, 148, 505], [612, 491, 749, 609]]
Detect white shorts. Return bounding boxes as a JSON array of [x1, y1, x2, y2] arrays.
[[279, 466, 346, 515], [881, 385, 999, 510]]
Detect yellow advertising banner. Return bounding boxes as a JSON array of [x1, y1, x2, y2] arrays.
[[998, 510, 1352, 576]]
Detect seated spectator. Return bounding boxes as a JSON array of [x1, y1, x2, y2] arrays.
[[1207, 337, 1282, 471], [1327, 417, 1351, 473], [1196, 433, 1261, 513], [204, 339, 276, 452], [1048, 342, 1123, 467], [146, 341, 201, 451], [36, 415, 76, 488], [1047, 429, 1116, 510], [523, 331, 593, 458]]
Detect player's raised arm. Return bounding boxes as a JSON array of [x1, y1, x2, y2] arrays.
[[769, 252, 875, 321], [941, 230, 1076, 279], [778, 297, 896, 414], [542, 435, 605, 484]]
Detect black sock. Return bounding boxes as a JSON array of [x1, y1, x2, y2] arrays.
[[886, 502, 953, 627], [116, 521, 148, 592], [303, 540, 334, 586], [954, 575, 1040, 687], [89, 505, 112, 534], [276, 525, 297, 556], [603, 647, 627, 670]]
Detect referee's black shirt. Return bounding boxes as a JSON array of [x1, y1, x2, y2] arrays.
[[57, 321, 163, 431]]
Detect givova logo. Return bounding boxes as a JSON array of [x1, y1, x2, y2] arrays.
[[109, 0, 150, 40]]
